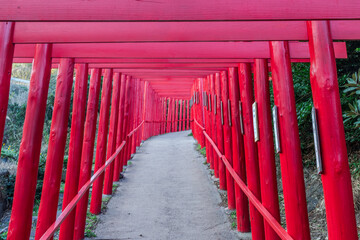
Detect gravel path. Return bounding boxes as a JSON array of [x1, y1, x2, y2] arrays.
[[93, 130, 240, 240]]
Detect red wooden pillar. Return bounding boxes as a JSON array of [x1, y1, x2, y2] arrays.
[[103, 72, 121, 195], [113, 74, 127, 182], [59, 63, 88, 240], [173, 99, 177, 132], [214, 73, 227, 190], [170, 98, 174, 132], [7, 44, 52, 240], [220, 70, 235, 210], [166, 98, 170, 133], [208, 75, 215, 170], [253, 59, 281, 240], [270, 42, 311, 240], [0, 22, 14, 153], [119, 76, 131, 173], [142, 81, 148, 139], [125, 76, 134, 165], [204, 77, 211, 164], [162, 97, 166, 134], [179, 100, 183, 131], [228, 67, 250, 232], [187, 99, 190, 130], [238, 63, 265, 240], [73, 68, 102, 240], [131, 79, 139, 153], [307, 21, 358, 240], [90, 69, 112, 215], [35, 58, 75, 240], [210, 74, 219, 178]]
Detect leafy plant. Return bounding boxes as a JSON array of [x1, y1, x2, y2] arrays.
[[343, 69, 360, 128]]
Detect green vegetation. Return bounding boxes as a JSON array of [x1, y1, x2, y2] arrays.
[[196, 144, 206, 157], [85, 212, 98, 238]]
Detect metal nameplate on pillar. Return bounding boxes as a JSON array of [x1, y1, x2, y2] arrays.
[[220, 101, 224, 125], [227, 99, 232, 127], [311, 107, 323, 174], [239, 101, 244, 135], [272, 105, 281, 153], [208, 94, 211, 112], [252, 102, 259, 142], [214, 94, 217, 115]]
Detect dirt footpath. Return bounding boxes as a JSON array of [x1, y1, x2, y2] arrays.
[[93, 130, 240, 240]]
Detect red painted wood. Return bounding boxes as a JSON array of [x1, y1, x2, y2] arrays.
[[41, 141, 126, 240], [270, 42, 311, 240], [238, 63, 265, 240], [7, 44, 52, 240], [220, 70, 235, 210], [90, 69, 112, 214], [13, 57, 310, 64], [0, 22, 14, 155], [179, 100, 183, 131], [124, 76, 134, 166], [73, 68, 102, 240], [35, 58, 74, 240], [307, 20, 358, 240], [59, 63, 88, 240], [12, 20, 360, 43], [187, 100, 190, 130], [1, 0, 359, 21], [103, 72, 121, 195], [228, 67, 251, 232], [209, 75, 218, 178], [13, 42, 347, 59], [40, 121, 144, 240], [214, 73, 227, 190], [175, 100, 179, 132], [253, 59, 281, 240], [113, 74, 127, 182], [204, 77, 210, 163], [202, 130, 293, 240]]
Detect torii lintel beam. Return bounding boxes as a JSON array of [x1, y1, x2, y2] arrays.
[[13, 21, 360, 43], [13, 42, 347, 59], [1, 0, 359, 21]]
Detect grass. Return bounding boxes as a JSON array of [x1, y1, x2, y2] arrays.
[[85, 212, 98, 238], [188, 132, 193, 136]]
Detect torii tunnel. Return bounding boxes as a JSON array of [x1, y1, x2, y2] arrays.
[[0, 1, 359, 239]]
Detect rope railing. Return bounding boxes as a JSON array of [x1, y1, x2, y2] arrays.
[[40, 121, 145, 240], [195, 119, 293, 240]]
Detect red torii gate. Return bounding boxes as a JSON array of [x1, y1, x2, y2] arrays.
[[0, 1, 358, 240]]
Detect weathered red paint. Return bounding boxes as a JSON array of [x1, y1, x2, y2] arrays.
[[7, 44, 52, 240], [175, 99, 179, 131], [220, 70, 235, 210], [179, 100, 183, 131], [103, 72, 121, 195], [0, 22, 14, 154], [253, 59, 281, 239], [12, 21, 360, 43], [35, 58, 74, 240], [59, 63, 88, 240], [2, 1, 360, 22], [238, 63, 265, 240], [73, 68, 102, 240], [201, 129, 292, 240], [113, 74, 127, 182], [187, 100, 190, 130], [90, 69, 113, 214], [214, 73, 226, 190], [209, 75, 218, 178], [12, 42, 348, 60], [228, 67, 250, 232], [307, 20, 358, 240]]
